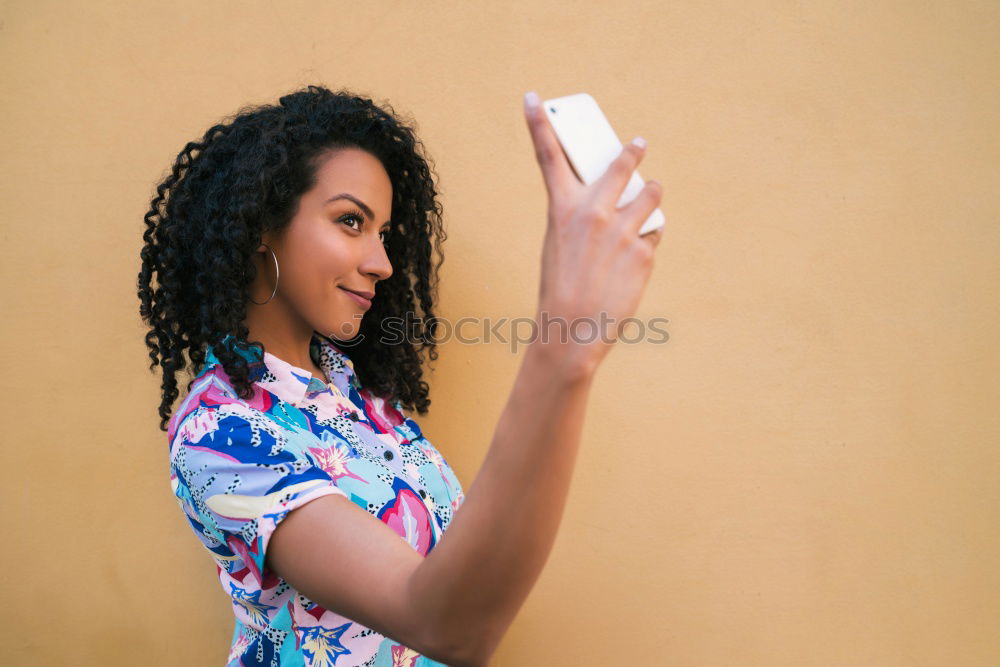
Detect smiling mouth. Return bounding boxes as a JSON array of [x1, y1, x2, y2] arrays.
[[339, 286, 373, 309]]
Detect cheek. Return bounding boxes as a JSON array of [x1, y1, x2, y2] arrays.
[[289, 229, 354, 278], [300, 240, 359, 311], [317, 236, 356, 279]]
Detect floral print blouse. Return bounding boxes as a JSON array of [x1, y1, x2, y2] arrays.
[[167, 331, 466, 666]]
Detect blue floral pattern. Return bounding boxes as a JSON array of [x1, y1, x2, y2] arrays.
[[168, 331, 465, 666]]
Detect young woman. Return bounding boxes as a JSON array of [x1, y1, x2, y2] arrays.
[[138, 84, 662, 666]]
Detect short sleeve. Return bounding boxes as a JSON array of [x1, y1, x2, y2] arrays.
[[169, 405, 349, 586]]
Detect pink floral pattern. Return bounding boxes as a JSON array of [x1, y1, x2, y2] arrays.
[[168, 332, 465, 666]]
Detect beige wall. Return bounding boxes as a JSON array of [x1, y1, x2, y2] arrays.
[[2, 0, 998, 664]]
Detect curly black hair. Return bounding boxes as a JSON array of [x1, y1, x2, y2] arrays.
[[137, 84, 446, 432]]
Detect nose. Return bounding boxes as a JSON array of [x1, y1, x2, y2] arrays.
[[359, 234, 393, 283]]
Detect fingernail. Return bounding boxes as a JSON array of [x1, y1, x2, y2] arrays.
[[524, 91, 540, 109], [631, 136, 646, 149]]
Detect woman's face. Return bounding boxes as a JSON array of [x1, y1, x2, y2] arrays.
[[251, 147, 394, 341]]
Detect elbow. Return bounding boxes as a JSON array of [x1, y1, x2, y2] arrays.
[[425, 624, 497, 667], [404, 566, 502, 665], [432, 639, 491, 667]]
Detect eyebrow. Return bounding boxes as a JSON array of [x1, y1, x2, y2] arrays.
[[325, 193, 392, 230]]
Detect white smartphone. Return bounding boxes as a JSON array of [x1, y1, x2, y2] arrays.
[[542, 92, 665, 236]]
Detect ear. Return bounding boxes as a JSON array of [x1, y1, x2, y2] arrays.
[[258, 228, 283, 254], [257, 233, 273, 254]]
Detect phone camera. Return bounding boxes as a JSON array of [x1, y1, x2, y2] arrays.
[[549, 107, 557, 113]]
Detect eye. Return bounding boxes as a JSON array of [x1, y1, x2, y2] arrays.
[[339, 206, 391, 246], [338, 208, 365, 232]]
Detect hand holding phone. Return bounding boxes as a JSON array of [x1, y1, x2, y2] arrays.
[[522, 90, 664, 373], [542, 93, 665, 236]]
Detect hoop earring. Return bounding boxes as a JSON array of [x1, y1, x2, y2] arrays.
[[249, 243, 279, 305]]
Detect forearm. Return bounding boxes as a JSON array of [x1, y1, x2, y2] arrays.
[[408, 340, 596, 664]]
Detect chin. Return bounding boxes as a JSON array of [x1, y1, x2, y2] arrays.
[[326, 322, 363, 342]]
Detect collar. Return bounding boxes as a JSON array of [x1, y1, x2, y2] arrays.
[[201, 331, 361, 407]]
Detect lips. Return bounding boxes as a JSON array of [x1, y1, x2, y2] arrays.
[[340, 287, 375, 300], [339, 286, 373, 310]]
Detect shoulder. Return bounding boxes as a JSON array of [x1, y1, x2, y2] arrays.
[[167, 363, 282, 452], [168, 366, 337, 504]]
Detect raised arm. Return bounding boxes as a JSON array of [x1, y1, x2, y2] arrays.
[[411, 91, 664, 664], [266, 91, 664, 666]]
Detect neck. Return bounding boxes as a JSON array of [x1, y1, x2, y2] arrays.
[[243, 302, 318, 374]]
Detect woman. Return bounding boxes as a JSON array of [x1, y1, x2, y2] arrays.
[[138, 84, 662, 666]]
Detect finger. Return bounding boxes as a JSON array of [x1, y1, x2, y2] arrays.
[[523, 91, 577, 201], [618, 178, 664, 236], [639, 225, 664, 250], [589, 137, 647, 214]]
